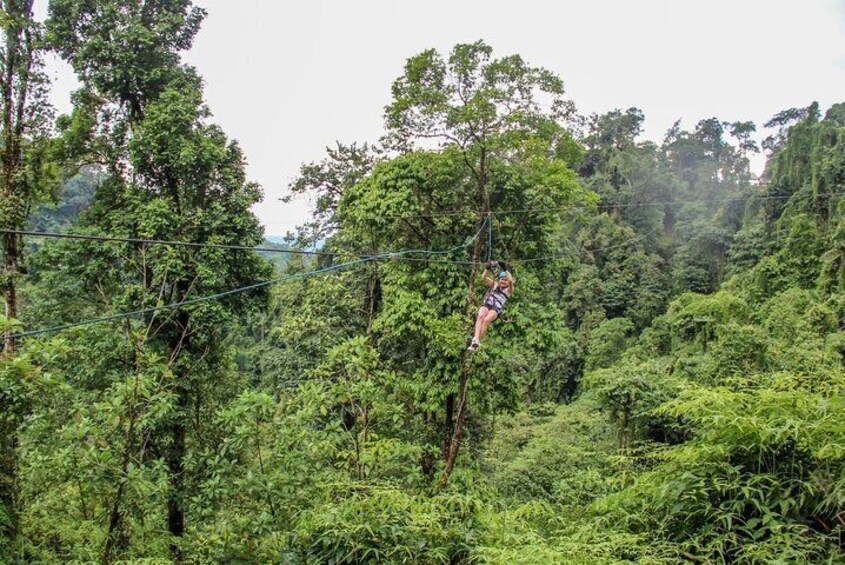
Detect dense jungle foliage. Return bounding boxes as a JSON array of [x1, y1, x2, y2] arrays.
[[1, 2, 844, 563]]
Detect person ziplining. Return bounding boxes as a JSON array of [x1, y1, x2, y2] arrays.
[[468, 260, 514, 351]]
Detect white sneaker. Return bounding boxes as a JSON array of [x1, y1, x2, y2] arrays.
[[467, 339, 479, 351]]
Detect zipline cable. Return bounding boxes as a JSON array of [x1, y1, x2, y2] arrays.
[[356, 190, 845, 220], [6, 217, 491, 341], [1, 229, 360, 258], [0, 222, 676, 269], [8, 259, 371, 340], [6, 188, 832, 309], [8, 190, 838, 257], [1, 228, 486, 264], [3, 190, 805, 340]]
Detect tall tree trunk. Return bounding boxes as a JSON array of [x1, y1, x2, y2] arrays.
[[439, 147, 490, 488], [0, 415, 19, 544], [167, 400, 186, 561], [1, 1, 20, 357], [663, 203, 675, 239], [1, 0, 36, 357], [439, 361, 471, 489], [0, 3, 38, 550], [441, 393, 454, 462], [166, 393, 189, 561], [102, 478, 129, 565], [102, 336, 146, 564], [165, 305, 190, 563], [2, 233, 19, 356]]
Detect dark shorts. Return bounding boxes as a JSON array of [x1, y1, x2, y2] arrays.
[[483, 295, 504, 316]]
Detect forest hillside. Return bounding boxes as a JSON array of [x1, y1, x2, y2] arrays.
[[0, 2, 844, 564]]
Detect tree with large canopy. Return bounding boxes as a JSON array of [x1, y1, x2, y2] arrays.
[[32, 1, 272, 561]]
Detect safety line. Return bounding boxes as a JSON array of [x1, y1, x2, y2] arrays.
[[8, 190, 833, 258], [6, 217, 490, 340], [7, 188, 833, 283], [351, 190, 844, 220], [1, 228, 485, 263], [8, 259, 369, 339], [1, 229, 359, 258]]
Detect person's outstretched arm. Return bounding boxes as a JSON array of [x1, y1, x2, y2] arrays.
[[482, 261, 497, 287]]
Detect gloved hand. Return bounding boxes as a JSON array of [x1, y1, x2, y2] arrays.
[[487, 260, 499, 269]]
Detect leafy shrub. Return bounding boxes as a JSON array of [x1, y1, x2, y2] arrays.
[[289, 488, 483, 564]]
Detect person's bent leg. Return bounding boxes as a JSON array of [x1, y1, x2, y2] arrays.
[[478, 309, 499, 340], [473, 307, 490, 342]]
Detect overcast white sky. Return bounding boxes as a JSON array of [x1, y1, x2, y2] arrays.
[[41, 0, 845, 236]]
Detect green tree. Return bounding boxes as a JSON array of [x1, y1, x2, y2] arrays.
[[42, 1, 271, 561], [383, 40, 583, 486], [0, 0, 60, 552], [284, 141, 380, 247], [1, 0, 58, 355], [48, 0, 204, 122]]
